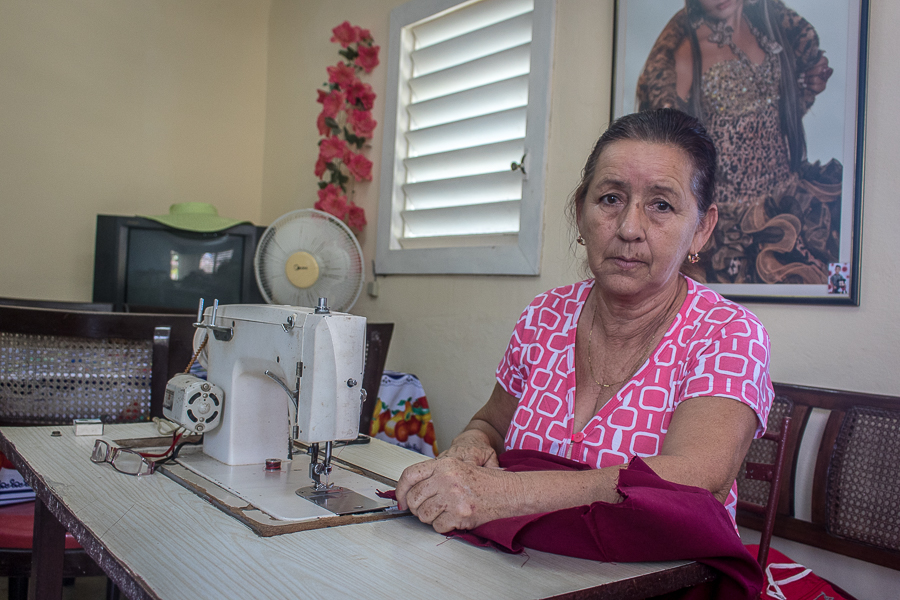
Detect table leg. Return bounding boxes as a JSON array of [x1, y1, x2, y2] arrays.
[[32, 497, 65, 600]]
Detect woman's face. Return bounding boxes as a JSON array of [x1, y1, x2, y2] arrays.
[[577, 140, 717, 301], [698, 0, 744, 21]]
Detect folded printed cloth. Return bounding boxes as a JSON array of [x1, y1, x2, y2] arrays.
[[383, 450, 762, 599]]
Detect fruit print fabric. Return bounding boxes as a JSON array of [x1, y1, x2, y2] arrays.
[[370, 371, 438, 457], [496, 276, 773, 522]]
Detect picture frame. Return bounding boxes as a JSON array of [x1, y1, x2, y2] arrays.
[[612, 0, 869, 305]]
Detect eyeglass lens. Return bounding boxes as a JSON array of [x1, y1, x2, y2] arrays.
[[91, 439, 111, 463]]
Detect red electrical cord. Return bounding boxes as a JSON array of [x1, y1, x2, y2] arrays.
[[139, 431, 184, 459]]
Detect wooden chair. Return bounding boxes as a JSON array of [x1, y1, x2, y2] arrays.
[[358, 323, 394, 434], [736, 415, 792, 568], [0, 304, 196, 600], [736, 383, 900, 572]]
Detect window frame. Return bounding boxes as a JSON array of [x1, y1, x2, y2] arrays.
[[375, 0, 556, 276]]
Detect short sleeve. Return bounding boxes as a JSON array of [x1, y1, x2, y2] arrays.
[[495, 303, 535, 399], [679, 314, 774, 437]]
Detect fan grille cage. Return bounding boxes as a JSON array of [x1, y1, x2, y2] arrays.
[[254, 210, 364, 312]]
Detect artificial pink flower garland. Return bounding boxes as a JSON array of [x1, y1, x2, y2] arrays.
[[314, 21, 380, 234]]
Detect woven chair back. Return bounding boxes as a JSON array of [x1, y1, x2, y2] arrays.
[[826, 405, 900, 552], [1, 332, 153, 425]]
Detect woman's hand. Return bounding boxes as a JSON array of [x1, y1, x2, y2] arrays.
[[437, 429, 500, 468], [394, 457, 524, 533], [805, 55, 833, 94]]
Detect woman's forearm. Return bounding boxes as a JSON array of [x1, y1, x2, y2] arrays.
[[511, 453, 730, 518], [459, 418, 506, 454]]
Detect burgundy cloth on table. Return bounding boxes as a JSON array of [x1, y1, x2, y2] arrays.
[[384, 450, 762, 599]]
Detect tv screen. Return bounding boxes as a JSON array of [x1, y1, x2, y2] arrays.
[[93, 215, 266, 312]]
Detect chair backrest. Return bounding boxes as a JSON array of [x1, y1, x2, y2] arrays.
[[0, 305, 195, 425], [736, 415, 792, 568], [825, 405, 900, 554], [358, 323, 394, 433], [736, 383, 900, 572]]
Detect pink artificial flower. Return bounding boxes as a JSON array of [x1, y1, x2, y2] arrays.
[[357, 27, 373, 43], [347, 203, 367, 232], [345, 151, 373, 182], [355, 45, 380, 73], [347, 110, 377, 139], [314, 155, 329, 178], [316, 89, 345, 119], [316, 111, 331, 136], [327, 63, 358, 90], [346, 81, 376, 111], [318, 136, 348, 163], [330, 21, 359, 47], [315, 184, 349, 220]]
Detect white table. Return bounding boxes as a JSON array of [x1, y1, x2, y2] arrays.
[[0, 423, 714, 600]]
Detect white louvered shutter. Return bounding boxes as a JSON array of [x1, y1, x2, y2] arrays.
[[376, 0, 554, 274]]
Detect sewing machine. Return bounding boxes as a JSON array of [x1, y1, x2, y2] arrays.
[[162, 299, 388, 518]]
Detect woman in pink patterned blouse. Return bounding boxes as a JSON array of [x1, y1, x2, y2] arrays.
[[396, 109, 774, 534]]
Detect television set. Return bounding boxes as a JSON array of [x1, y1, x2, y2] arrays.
[[92, 215, 267, 312]]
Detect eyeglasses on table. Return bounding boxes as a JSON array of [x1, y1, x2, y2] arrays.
[[90, 439, 156, 476]]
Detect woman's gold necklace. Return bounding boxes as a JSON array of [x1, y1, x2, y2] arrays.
[[587, 290, 682, 390]]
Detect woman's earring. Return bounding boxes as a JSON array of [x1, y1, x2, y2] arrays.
[[576, 235, 586, 246], [688, 252, 700, 264]]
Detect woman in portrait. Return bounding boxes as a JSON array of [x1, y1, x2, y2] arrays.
[[636, 0, 842, 285]]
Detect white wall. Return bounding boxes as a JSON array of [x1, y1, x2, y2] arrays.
[[0, 0, 270, 301]]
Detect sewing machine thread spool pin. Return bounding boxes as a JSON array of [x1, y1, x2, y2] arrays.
[[194, 298, 234, 342], [195, 298, 205, 326], [314, 297, 330, 314]]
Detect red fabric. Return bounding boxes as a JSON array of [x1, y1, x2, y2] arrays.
[[746, 545, 856, 600], [0, 501, 82, 550], [1, 451, 15, 469], [382, 451, 762, 599]]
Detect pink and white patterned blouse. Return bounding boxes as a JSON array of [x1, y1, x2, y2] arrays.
[[496, 276, 774, 521]]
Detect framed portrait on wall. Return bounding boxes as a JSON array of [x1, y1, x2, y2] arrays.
[[612, 0, 869, 305]]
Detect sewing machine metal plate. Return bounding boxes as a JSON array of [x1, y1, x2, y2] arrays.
[[295, 485, 385, 515]]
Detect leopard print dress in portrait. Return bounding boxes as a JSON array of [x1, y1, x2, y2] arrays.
[[636, 3, 842, 285]]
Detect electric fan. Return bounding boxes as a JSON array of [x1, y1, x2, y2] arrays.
[[254, 209, 364, 312]]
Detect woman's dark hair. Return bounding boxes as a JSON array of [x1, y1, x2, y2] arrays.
[[570, 108, 717, 223], [684, 0, 807, 171]]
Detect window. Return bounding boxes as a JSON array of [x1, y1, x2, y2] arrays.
[[375, 0, 555, 275]]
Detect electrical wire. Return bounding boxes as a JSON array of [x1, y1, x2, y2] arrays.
[[183, 333, 209, 374], [155, 438, 203, 466], [139, 432, 183, 458]]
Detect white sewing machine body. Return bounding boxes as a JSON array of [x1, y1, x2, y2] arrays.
[[177, 303, 366, 467]]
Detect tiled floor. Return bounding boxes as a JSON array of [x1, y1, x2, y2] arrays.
[[0, 576, 108, 599]]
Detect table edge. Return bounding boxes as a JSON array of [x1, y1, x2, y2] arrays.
[[543, 561, 717, 600], [0, 428, 159, 600]]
